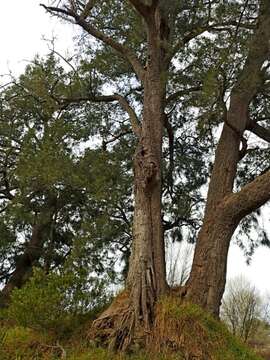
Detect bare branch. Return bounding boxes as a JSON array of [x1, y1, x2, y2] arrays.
[[40, 4, 145, 81], [40, 4, 71, 18], [102, 130, 133, 150], [171, 20, 255, 58]]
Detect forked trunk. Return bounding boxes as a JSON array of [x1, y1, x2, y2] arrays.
[[185, 124, 241, 317]]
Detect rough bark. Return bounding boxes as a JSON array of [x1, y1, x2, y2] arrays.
[[0, 206, 54, 307], [185, 199, 239, 316], [91, 4, 170, 349], [186, 0, 270, 317], [125, 83, 166, 327]]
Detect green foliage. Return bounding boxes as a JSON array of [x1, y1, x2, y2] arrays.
[[0, 3, 268, 359], [7, 268, 110, 336], [0, 52, 134, 284]]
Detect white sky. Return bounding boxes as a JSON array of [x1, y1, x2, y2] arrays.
[[0, 1, 75, 76], [1, 0, 270, 294]]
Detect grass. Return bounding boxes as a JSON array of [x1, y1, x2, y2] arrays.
[[152, 296, 263, 360], [0, 296, 264, 360]]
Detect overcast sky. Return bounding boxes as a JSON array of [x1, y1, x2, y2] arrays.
[[0, 1, 74, 76], [1, 0, 270, 295]]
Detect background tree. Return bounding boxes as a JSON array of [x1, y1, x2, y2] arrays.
[[0, 55, 133, 306], [221, 276, 262, 342], [166, 241, 194, 287]]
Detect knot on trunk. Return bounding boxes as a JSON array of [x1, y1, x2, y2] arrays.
[[135, 144, 159, 191]]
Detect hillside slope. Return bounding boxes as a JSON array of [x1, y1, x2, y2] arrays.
[[0, 296, 263, 360]]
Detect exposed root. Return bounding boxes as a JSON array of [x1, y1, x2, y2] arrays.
[[90, 291, 136, 350], [90, 290, 154, 351], [90, 288, 185, 352], [108, 308, 135, 351]]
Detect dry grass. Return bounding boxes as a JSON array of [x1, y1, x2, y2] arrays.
[[149, 296, 263, 360], [256, 349, 270, 360]]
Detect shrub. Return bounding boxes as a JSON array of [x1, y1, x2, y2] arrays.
[[7, 268, 111, 336]]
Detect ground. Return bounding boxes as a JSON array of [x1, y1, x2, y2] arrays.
[[0, 296, 265, 360]]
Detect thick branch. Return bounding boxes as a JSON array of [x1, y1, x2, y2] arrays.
[[226, 169, 270, 220], [202, 0, 270, 210], [247, 122, 270, 143], [40, 4, 145, 81], [114, 94, 141, 137]]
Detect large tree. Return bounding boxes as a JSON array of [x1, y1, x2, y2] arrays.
[[42, 0, 270, 350]]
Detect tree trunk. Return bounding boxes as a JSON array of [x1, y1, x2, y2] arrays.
[[125, 81, 167, 328], [92, 81, 167, 350], [186, 203, 239, 317], [186, 2, 270, 317], [91, 5, 169, 350], [185, 123, 241, 317], [0, 207, 54, 307], [124, 6, 170, 317]]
